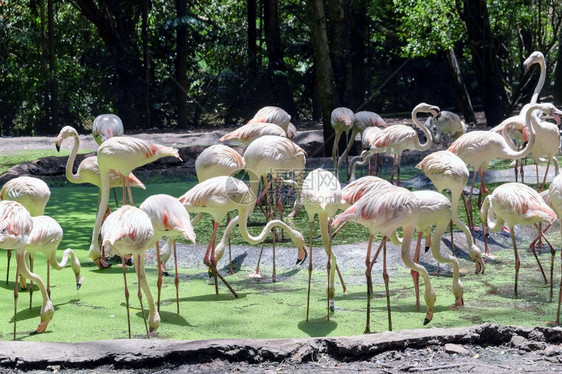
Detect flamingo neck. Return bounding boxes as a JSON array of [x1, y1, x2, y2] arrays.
[[65, 132, 81, 183], [412, 109, 433, 151], [530, 59, 546, 105]]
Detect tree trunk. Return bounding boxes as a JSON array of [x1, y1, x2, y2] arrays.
[[445, 49, 476, 124], [47, 0, 58, 132], [142, 0, 150, 129], [307, 0, 339, 157], [263, 0, 297, 118], [348, 0, 370, 111], [460, 0, 509, 126], [176, 0, 188, 128], [326, 0, 351, 104], [247, 0, 257, 74], [554, 32, 562, 106]]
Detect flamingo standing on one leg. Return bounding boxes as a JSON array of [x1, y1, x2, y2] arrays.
[[480, 182, 556, 297], [92, 113, 124, 145], [300, 169, 342, 321], [331, 107, 354, 175], [361, 103, 438, 186], [100, 205, 159, 338], [416, 150, 485, 271], [1, 176, 51, 292], [139, 194, 196, 313], [0, 200, 53, 339], [332, 187, 436, 333], [89, 136, 182, 269]]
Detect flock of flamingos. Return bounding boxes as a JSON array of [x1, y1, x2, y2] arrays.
[[2, 50, 562, 341]]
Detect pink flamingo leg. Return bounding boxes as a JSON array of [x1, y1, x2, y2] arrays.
[[121, 256, 131, 339], [156, 241, 162, 312]]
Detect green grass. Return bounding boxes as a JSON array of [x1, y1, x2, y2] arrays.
[[0, 149, 95, 175], [0, 181, 560, 342]]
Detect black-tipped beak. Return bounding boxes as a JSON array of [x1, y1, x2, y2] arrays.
[[76, 283, 81, 290], [423, 317, 432, 326], [424, 246, 430, 253], [56, 144, 61, 152], [296, 249, 308, 265]]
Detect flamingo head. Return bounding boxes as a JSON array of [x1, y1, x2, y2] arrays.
[[523, 51, 544, 71]]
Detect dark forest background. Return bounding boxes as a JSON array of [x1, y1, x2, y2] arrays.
[[1, 0, 561, 156]]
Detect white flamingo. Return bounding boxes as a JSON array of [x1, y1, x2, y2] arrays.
[[92, 113, 124, 145]]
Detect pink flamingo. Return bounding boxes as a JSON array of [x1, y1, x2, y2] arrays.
[[100, 205, 158, 338], [339, 111, 387, 171], [0, 200, 53, 339], [244, 135, 306, 277], [332, 186, 436, 333], [248, 106, 293, 137], [220, 122, 288, 145], [361, 103, 438, 186], [416, 150, 485, 271], [92, 113, 124, 145], [1, 176, 50, 286], [139, 194, 196, 313], [480, 182, 556, 297], [301, 168, 342, 320], [89, 136, 181, 269], [331, 107, 354, 174], [347, 126, 384, 181], [24, 215, 82, 302], [179, 175, 307, 291], [548, 172, 562, 324]]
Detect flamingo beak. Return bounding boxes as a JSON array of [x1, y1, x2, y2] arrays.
[[296, 247, 308, 265]]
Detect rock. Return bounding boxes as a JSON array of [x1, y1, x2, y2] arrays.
[[444, 343, 470, 355], [543, 345, 562, 357], [510, 335, 528, 349]]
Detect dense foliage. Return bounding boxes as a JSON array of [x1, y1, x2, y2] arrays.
[[0, 0, 560, 136]]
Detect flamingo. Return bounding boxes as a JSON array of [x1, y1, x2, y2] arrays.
[[332, 186, 436, 333], [408, 191, 464, 308], [244, 135, 306, 277], [416, 150, 485, 271], [0, 200, 53, 339], [247, 106, 293, 136], [55, 126, 146, 192], [180, 176, 308, 287], [361, 103, 438, 186], [92, 113, 124, 145], [220, 122, 288, 145], [424, 110, 467, 144], [548, 172, 562, 324], [330, 107, 354, 174], [139, 194, 196, 313], [89, 136, 182, 269], [527, 107, 561, 191], [24, 215, 82, 301], [347, 126, 384, 181], [300, 169, 342, 321], [480, 182, 556, 297], [193, 144, 245, 274], [448, 101, 541, 219], [100, 205, 158, 338], [1, 176, 50, 287], [338, 111, 387, 171]]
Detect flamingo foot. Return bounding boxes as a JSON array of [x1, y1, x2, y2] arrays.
[[483, 252, 497, 260], [247, 270, 264, 279]]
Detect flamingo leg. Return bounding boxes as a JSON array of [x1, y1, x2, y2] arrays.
[[13, 253, 21, 340], [134, 254, 150, 339], [382, 239, 392, 331], [331, 221, 348, 239], [511, 230, 520, 295], [389, 155, 397, 185], [466, 168, 478, 232], [6, 250, 11, 285], [326, 218, 334, 318], [557, 246, 562, 325], [28, 254, 33, 309], [534, 223, 556, 300], [449, 220, 455, 257], [227, 212, 233, 275], [411, 231, 423, 311], [528, 225, 548, 285], [540, 160, 551, 192], [272, 227, 277, 282], [396, 154, 402, 187], [46, 258, 51, 298], [156, 241, 162, 312], [306, 220, 313, 322], [364, 235, 374, 334], [206, 222, 238, 298], [173, 239, 180, 314], [121, 256, 131, 339]]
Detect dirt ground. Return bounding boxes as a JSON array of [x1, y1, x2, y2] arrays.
[[2, 120, 562, 373]]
